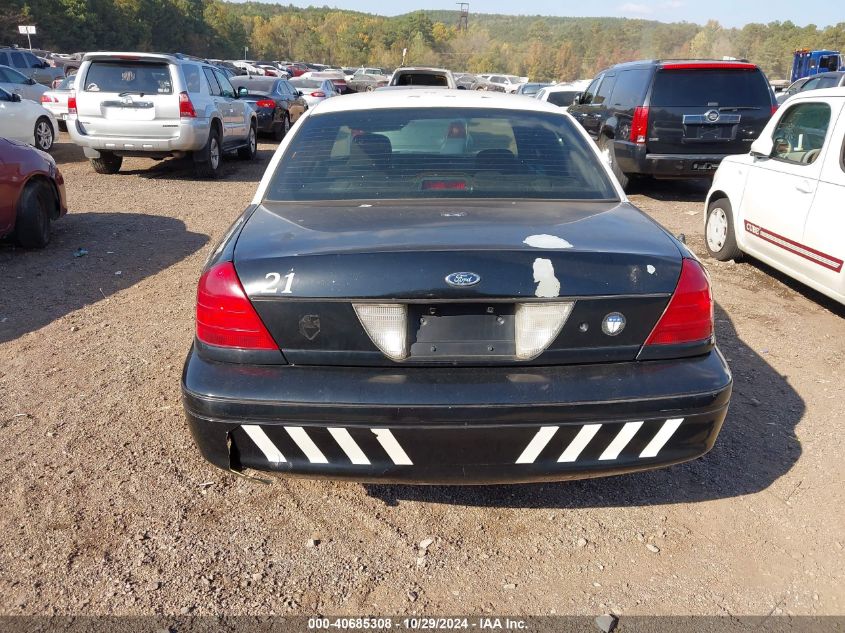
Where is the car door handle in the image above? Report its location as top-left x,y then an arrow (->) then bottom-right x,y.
795,180 -> 815,194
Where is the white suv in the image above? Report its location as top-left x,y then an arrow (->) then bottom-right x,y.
67,52 -> 257,178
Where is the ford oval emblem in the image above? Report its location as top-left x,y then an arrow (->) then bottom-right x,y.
445,272 -> 481,287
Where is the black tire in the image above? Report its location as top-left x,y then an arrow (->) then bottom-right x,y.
273,113 -> 290,142
238,123 -> 258,160
599,135 -> 629,191
90,151 -> 122,174
33,117 -> 54,152
194,126 -> 223,179
15,180 -> 54,248
705,197 -> 742,261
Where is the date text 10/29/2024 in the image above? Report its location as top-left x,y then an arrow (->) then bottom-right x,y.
308,618 -> 529,630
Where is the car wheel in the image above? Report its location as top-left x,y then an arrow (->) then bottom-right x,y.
238,123 -> 257,160
365,84 -> 376,92
90,151 -> 123,174
34,117 -> 54,152
599,136 -> 629,191
15,180 -> 54,248
272,116 -> 285,142
194,127 -> 224,179
705,198 -> 742,261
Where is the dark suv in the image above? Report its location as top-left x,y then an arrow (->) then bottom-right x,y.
568,59 -> 776,189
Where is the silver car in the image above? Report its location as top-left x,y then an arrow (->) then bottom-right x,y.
288,77 -> 337,107
68,52 -> 258,178
0,48 -> 65,86
0,64 -> 48,102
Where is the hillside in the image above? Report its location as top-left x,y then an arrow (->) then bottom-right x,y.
4,1 -> 845,80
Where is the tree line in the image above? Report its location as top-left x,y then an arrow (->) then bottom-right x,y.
5,0 -> 845,81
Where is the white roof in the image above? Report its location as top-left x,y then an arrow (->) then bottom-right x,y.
310,89 -> 567,115
790,87 -> 845,100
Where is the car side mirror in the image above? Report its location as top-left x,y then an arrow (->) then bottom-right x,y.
296,90 -> 303,97
28,77 -> 36,85
750,136 -> 774,158
11,93 -> 21,102
572,92 -> 583,105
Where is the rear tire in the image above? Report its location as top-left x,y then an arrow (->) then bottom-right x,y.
705,198 -> 742,261
599,136 -> 630,191
273,113 -> 290,142
15,180 -> 54,248
34,117 -> 54,152
90,151 -> 122,174
194,127 -> 223,179
238,123 -> 257,160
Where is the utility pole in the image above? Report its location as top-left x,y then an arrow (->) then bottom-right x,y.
456,3 -> 469,32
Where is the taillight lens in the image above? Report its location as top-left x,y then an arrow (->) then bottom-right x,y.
644,259 -> 713,346
40,94 -> 55,103
67,92 -> 77,115
514,302 -> 575,360
196,262 -> 277,350
630,106 -> 649,144
256,99 -> 276,108
179,91 -> 196,118
310,91 -> 326,97
353,304 -> 408,361
771,104 -> 778,115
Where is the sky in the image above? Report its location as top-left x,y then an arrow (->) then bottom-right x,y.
244,0 -> 837,29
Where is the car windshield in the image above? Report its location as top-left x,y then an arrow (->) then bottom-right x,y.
83,61 -> 172,94
265,107 -> 617,201
547,91 -> 579,107
394,73 -> 448,87
291,79 -> 322,89
651,69 -> 771,107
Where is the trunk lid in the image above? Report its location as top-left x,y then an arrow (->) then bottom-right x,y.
233,200 -> 683,366
647,66 -> 773,156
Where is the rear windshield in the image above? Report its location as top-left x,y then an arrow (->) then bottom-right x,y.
394,73 -> 448,87
547,91 -> 578,107
291,79 -> 322,89
83,61 -> 172,94
265,107 -> 617,201
651,69 -> 771,107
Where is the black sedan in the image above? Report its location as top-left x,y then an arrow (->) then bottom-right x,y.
230,76 -> 307,141
182,91 -> 731,484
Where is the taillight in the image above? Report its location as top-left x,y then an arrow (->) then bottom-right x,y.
644,259 -> 713,346
196,262 -> 277,350
40,94 -> 55,103
771,104 -> 778,115
630,106 -> 649,144
256,99 -> 276,108
67,92 -> 77,115
310,91 -> 326,97
179,91 -> 196,118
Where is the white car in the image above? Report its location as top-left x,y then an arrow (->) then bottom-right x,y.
479,74 -> 527,94
39,75 -> 75,126
0,86 -> 57,151
535,81 -> 591,109
704,88 -> 845,304
0,64 -> 49,102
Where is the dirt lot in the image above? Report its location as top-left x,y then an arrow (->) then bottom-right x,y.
1,133 -> 843,618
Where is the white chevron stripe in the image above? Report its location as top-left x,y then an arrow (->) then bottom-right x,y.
285,426 -> 328,464
328,427 -> 371,465
639,418 -> 684,458
599,421 -> 644,460
242,425 -> 286,463
371,428 -> 413,465
515,426 -> 558,464
558,424 -> 602,462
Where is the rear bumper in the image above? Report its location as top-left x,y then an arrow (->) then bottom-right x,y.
616,142 -> 730,178
182,348 -> 732,484
67,117 -> 210,156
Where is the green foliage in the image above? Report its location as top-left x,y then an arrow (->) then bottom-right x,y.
4,2 -> 841,81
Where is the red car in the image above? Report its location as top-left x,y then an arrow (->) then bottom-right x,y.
0,138 -> 67,248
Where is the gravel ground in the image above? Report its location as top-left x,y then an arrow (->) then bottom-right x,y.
1,133 -> 843,617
